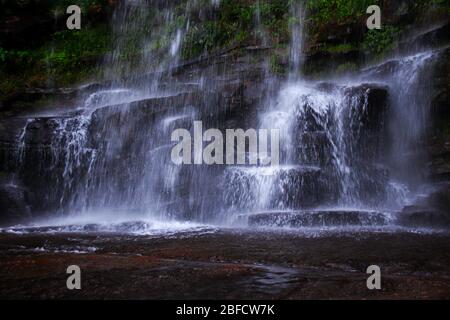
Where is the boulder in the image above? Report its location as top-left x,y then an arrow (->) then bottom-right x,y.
398,183 -> 450,228
398,205 -> 450,228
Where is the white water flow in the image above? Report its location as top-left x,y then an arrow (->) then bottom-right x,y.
12,1 -> 205,233
102,0 -> 191,94
289,0 -> 307,79
10,1 -> 442,232
222,1 -> 440,226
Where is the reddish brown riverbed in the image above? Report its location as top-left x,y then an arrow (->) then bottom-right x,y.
1,229 -> 449,299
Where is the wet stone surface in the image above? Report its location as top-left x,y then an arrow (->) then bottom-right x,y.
0,229 -> 449,299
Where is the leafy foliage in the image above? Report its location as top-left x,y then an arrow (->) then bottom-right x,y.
45,26 -> 111,70
363,26 -> 399,55
306,0 -> 379,24
182,0 -> 291,59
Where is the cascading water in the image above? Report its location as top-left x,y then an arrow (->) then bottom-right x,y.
225,81 -> 392,215
289,0 -> 306,78
102,0 -> 190,91
9,0 -> 443,231
221,1 -> 442,228
11,1 -> 254,233
376,51 -> 437,187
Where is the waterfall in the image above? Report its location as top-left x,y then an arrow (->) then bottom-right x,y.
387,51 -> 437,187
360,49 -> 440,195
289,0 -> 307,78
14,1 -> 197,219
226,81 -> 391,213
102,0 -> 190,92
220,1 -> 441,225
9,1 -> 443,230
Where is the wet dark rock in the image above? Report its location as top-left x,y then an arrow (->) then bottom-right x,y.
304,49 -> 364,76
426,47 -> 450,181
428,150 -> 450,180
398,183 -> 450,228
344,84 -> 389,130
1,230 -> 450,299
398,206 -> 450,228
90,92 -> 198,127
0,182 -> 32,226
304,22 -> 366,75
0,12 -> 54,49
0,118 -> 29,143
343,84 -> 389,161
427,183 -> 450,211
398,22 -> 450,53
0,118 -> 29,173
23,118 -> 61,146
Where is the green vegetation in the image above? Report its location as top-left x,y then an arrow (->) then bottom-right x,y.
363,26 -> 399,56
44,26 -> 111,79
181,0 -> 291,59
269,53 -> 286,75
0,26 -> 111,97
1,0 -> 448,102
0,0 -> 114,101
325,43 -> 357,54
306,0 -> 379,25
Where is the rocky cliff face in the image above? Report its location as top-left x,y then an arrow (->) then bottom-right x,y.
0,49 -> 268,223
0,0 -> 448,228
0,49 -> 395,225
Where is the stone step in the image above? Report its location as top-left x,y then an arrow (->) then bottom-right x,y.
224,165 -> 328,209
246,210 -> 392,228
